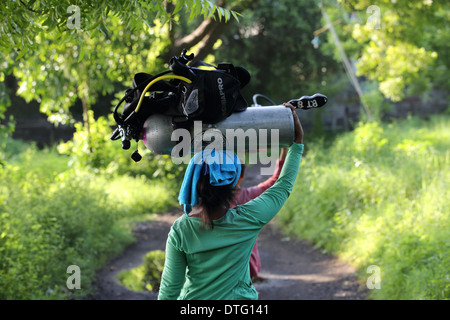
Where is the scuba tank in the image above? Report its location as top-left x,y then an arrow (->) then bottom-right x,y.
141,94 -> 327,156
110,50 -> 328,160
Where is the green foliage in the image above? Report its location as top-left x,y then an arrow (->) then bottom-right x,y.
215,0 -> 339,103
118,250 -> 166,292
141,250 -> 166,291
8,15 -> 168,126
278,115 -> 450,299
0,0 -> 235,54
0,74 -> 12,118
361,81 -> 391,121
0,141 -> 177,299
334,0 -> 449,101
0,116 -> 15,165
57,111 -> 186,184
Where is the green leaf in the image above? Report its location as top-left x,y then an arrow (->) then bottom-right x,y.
173,0 -> 185,15
231,10 -> 241,23
15,46 -> 28,61
224,9 -> 231,22
217,6 -> 225,22
78,45 -> 85,62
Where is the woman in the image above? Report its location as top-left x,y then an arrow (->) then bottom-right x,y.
158,103 -> 304,300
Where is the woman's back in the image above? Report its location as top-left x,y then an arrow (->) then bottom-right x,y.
158,143 -> 304,300
165,210 -> 259,299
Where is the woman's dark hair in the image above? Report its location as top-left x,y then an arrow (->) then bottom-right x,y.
196,172 -> 236,229
240,164 -> 246,177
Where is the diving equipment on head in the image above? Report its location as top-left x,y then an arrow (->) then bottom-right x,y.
110,50 -> 327,161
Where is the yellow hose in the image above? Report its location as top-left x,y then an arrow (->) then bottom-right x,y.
135,74 -> 192,113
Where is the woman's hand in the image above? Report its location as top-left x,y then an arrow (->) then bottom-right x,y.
283,102 -> 304,144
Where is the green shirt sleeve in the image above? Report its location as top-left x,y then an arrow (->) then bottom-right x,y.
237,143 -> 304,225
158,227 -> 187,300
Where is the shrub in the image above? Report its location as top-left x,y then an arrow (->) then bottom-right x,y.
117,250 -> 165,292
278,115 -> 450,300
0,142 -> 177,299
57,112 -> 187,182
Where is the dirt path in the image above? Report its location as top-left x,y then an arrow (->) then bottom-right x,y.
90,164 -> 368,300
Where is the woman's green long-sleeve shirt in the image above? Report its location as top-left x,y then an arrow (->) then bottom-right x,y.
158,143 -> 304,300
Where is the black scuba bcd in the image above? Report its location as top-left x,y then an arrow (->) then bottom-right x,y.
110,49 -> 250,159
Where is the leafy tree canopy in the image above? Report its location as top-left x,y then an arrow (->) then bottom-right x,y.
0,0 -> 235,55
335,0 -> 449,101
0,0 -> 236,124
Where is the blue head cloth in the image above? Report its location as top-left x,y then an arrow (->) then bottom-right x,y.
178,149 -> 241,215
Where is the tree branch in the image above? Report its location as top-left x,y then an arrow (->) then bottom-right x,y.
174,19 -> 216,51
192,21 -> 230,62
162,0 -> 260,62
162,18 -> 219,60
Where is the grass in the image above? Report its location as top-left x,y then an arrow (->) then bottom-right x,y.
117,250 -> 166,292
277,115 -> 449,300
0,140 -> 178,299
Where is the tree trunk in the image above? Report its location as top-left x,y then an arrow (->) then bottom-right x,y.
81,95 -> 92,153
192,20 -> 230,63
162,0 -> 260,62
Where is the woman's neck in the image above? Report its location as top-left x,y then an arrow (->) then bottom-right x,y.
190,206 -> 228,220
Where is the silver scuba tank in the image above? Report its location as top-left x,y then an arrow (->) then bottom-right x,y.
142,105 -> 296,156
142,93 -> 327,156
